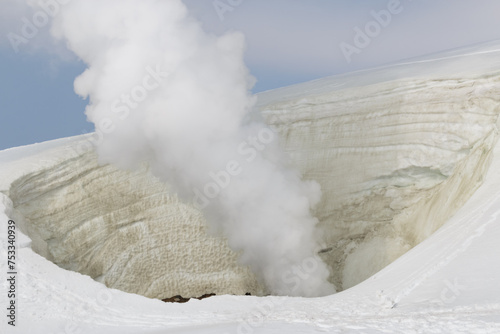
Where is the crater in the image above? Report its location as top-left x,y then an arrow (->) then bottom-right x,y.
7,73 -> 500,299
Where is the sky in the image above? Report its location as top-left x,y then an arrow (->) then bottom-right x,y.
1,0 -> 500,151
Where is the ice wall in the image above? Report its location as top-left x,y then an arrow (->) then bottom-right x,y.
8,151 -> 263,298
259,70 -> 500,289
7,43 -> 500,297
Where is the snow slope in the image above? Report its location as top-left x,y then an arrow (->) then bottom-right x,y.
1,41 -> 500,333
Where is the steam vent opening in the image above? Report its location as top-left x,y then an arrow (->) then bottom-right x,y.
8,66 -> 500,300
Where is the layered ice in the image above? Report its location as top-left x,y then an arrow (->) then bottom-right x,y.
3,41 -> 500,300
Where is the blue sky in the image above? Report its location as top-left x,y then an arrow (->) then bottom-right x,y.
1,0 -> 500,150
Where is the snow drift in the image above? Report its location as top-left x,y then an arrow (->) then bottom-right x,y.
3,41 -> 500,302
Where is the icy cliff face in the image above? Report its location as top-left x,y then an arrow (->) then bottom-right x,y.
258,45 -> 500,288
8,150 -> 265,298
6,43 -> 500,298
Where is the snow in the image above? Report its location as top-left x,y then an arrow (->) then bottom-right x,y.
2,41 -> 500,333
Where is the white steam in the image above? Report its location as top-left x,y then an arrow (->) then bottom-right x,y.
52,0 -> 335,297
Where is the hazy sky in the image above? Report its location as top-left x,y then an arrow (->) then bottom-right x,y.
1,0 -> 500,150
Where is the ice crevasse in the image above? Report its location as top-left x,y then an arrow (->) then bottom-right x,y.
2,41 -> 500,299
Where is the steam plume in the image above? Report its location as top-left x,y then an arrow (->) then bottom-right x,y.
52,0 -> 335,297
